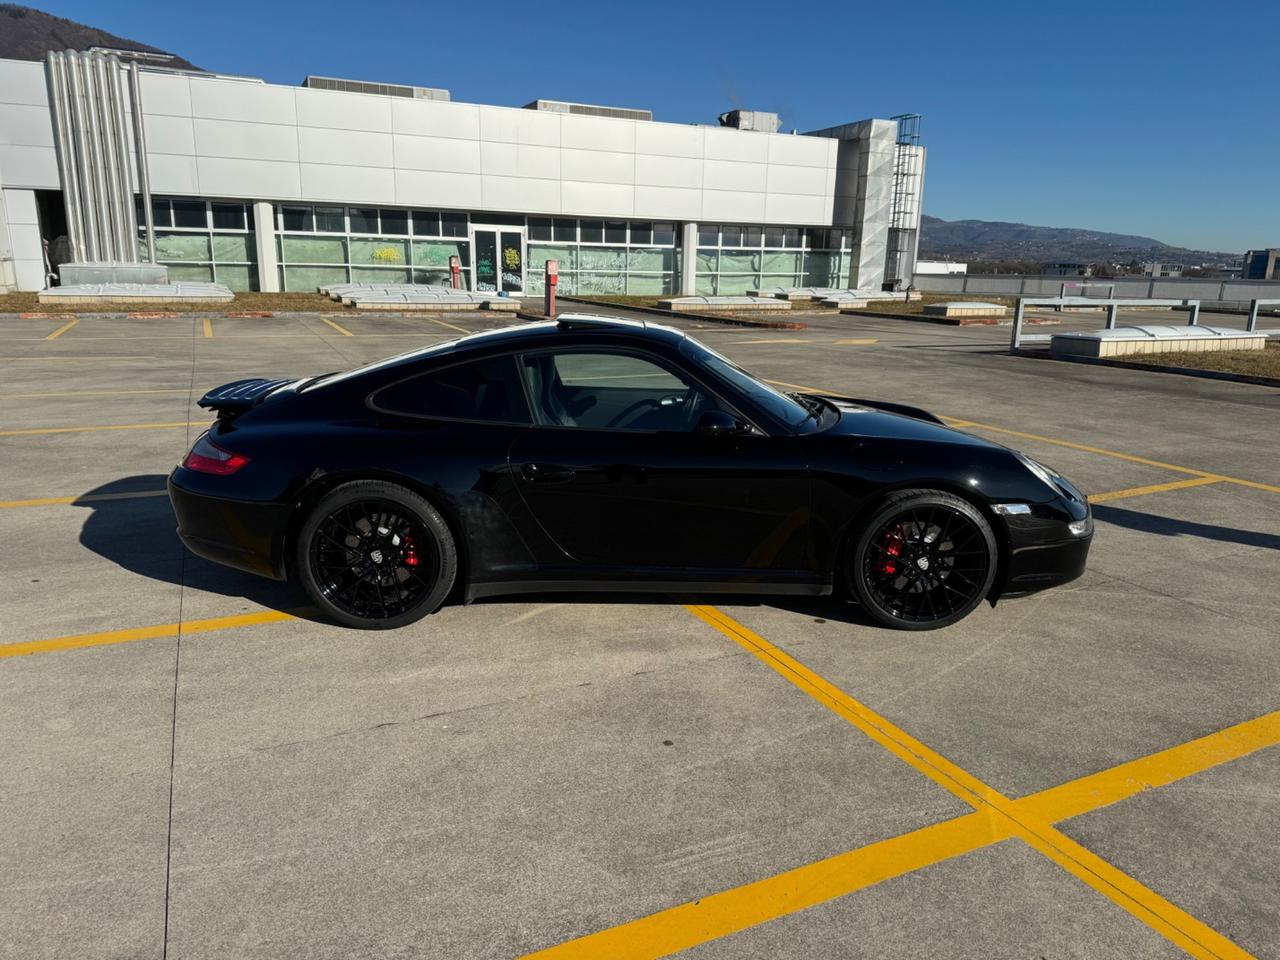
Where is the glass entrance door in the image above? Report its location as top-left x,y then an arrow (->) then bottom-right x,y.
472,227 -> 525,294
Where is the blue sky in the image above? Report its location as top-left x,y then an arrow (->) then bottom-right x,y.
32,0 -> 1280,252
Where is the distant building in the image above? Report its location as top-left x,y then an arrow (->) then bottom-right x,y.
914,259 -> 967,275
1141,261 -> 1184,278
1041,260 -> 1091,277
1241,249 -> 1280,280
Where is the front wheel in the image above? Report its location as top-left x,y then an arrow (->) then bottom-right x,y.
848,489 -> 997,630
296,480 -> 457,630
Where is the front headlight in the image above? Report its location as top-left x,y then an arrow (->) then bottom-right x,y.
1068,517 -> 1093,537
1017,454 -> 1084,503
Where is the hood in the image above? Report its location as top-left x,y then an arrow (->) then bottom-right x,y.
820,396 -> 995,448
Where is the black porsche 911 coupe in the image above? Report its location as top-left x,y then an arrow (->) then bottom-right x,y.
168,315 -> 1092,631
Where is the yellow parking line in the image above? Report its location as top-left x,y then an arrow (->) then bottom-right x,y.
322,317 -> 354,336
1089,476 -> 1223,504
429,316 -> 472,335
0,489 -> 167,509
668,605 -> 1251,960
0,609 -> 300,660
202,317 -> 214,338
0,420 -> 206,437
835,338 -> 879,345
0,388 -> 191,399
45,318 -> 79,340
730,338 -> 813,344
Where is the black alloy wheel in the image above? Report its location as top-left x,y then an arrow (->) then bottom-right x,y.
297,480 -> 457,629
849,489 -> 997,630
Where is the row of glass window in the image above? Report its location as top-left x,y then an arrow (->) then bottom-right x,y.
140,197 -> 251,232
527,219 -> 676,246
697,225 -> 852,251
277,205 -> 468,238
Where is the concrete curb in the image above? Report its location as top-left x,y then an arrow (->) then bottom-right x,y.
551,296 -> 808,330
1019,350 -> 1280,388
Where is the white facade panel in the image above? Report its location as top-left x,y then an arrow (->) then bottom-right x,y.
766,134 -> 832,168
393,169 -> 482,209
479,141 -> 518,177
478,106 -> 560,147
146,153 -> 200,194
765,163 -> 827,196
635,122 -> 703,159
4,187 -> 39,223
390,98 -> 479,141
0,58 -> 50,105
393,134 -> 481,174
561,180 -> 634,218
139,72 -> 192,117
560,114 -> 635,153
301,162 -> 394,203
702,159 -> 766,193
561,148 -> 633,185
189,77 -> 296,125
196,156 -> 299,198
0,144 -> 58,188
702,189 -> 765,222
192,117 -> 298,163
703,127 -> 769,163
634,185 -> 702,219
295,87 -> 392,133
297,127 -> 392,168
635,154 -> 702,189
14,258 -> 44,289
145,114 -> 196,156
515,144 -> 560,181
482,175 -> 559,213
8,221 -> 41,254
764,193 -> 830,224
2,103 -> 55,147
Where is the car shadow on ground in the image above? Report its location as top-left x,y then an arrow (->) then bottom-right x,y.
1092,504 -> 1280,552
77,476 -> 881,629
73,475 -> 315,617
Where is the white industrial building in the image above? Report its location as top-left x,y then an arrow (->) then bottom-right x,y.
0,51 -> 925,296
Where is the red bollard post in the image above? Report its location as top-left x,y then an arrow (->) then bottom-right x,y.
544,259 -> 558,317
449,255 -> 461,290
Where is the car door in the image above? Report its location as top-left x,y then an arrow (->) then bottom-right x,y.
507,346 -> 812,576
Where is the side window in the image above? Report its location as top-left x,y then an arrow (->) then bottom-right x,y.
373,355 -> 530,423
519,350 -> 717,431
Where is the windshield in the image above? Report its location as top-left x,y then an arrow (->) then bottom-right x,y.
678,337 -> 824,431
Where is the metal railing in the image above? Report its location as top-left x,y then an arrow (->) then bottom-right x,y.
1246,299 -> 1280,334
1010,297 -> 1201,353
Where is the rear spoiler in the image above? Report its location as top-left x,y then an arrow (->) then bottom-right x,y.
197,378 -> 293,419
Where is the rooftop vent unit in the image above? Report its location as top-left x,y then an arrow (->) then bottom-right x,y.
718,109 -> 781,133
86,47 -> 177,65
301,76 -> 450,101
523,99 -> 652,122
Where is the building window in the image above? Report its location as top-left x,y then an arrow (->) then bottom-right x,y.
138,197 -> 257,291
274,205 -> 471,291
694,223 -> 848,294
526,218 -> 678,297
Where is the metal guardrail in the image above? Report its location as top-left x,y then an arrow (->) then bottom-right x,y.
1246,299 -> 1280,334
1010,297 -> 1201,353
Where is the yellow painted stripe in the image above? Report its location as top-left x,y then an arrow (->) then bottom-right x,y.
322,317 -> 354,336
202,317 -> 214,338
0,388 -> 191,399
0,489 -> 167,509
679,605 -> 1252,960
1089,476 -> 1222,503
429,316 -> 473,335
45,318 -> 79,340
0,609 -> 300,660
764,378 -> 841,396
0,420 -> 206,437
730,337 -> 813,344
525,705 -> 1280,960
835,338 -> 879,345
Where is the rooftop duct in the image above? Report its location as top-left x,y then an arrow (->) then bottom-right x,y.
302,76 -> 450,100
718,109 -> 780,133
523,99 -> 652,122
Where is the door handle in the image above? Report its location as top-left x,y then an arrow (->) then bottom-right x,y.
520,463 -> 576,483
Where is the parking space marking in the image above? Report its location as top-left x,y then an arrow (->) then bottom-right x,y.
429,316 -> 473,335
322,317 -> 354,336
763,379 -> 1280,497
202,317 -> 214,338
834,338 -> 879,345
0,388 -> 192,399
45,318 -> 79,340
0,609 -> 300,660
0,489 -> 167,509
660,605 -> 1252,960
0,419 -> 206,437
1089,476 -> 1223,504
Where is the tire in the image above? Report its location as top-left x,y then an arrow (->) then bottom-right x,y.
847,489 -> 997,631
295,480 -> 457,630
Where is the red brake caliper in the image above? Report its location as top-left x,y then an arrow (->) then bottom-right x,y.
402,533 -> 420,568
880,525 -> 904,576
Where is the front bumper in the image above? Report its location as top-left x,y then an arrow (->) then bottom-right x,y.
168,472 -> 291,580
997,497 -> 1093,598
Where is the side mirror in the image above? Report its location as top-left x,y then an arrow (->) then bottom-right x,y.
695,410 -> 742,436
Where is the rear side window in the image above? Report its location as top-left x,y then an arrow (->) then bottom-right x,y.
373,356 -> 530,423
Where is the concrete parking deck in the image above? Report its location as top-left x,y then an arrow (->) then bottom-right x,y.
0,306 -> 1277,959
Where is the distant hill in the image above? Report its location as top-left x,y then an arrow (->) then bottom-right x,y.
920,215 -> 1234,264
0,4 -> 200,70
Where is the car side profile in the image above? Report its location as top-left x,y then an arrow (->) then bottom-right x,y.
168,316 -> 1092,630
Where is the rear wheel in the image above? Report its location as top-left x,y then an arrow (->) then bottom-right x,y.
848,489 -> 997,630
296,480 -> 456,630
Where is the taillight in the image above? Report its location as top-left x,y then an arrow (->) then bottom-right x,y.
182,433 -> 250,475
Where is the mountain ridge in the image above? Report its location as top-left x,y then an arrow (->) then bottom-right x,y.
0,4 -> 200,70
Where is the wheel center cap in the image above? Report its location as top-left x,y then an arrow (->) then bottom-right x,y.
369,548 -> 384,564
916,556 -> 930,571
